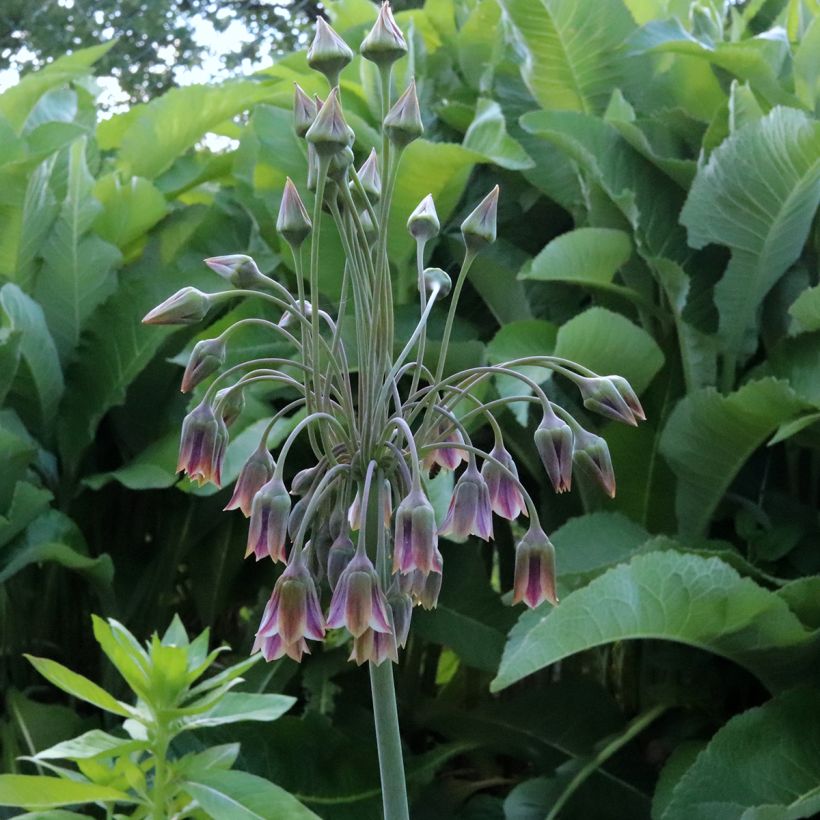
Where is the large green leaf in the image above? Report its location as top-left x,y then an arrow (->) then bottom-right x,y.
659,379 -> 807,536
680,107 -> 820,357
0,541 -> 113,588
661,688 -> 820,820
33,730 -> 146,761
492,551 -> 816,694
0,775 -> 130,810
34,138 -> 121,361
184,770 -> 319,820
463,98 -> 533,170
788,283 -> 820,335
93,174 -> 168,250
498,0 -> 640,114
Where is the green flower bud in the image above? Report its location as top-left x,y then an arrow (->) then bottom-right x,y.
307,17 -> 354,87
328,145 -> 355,183
407,194 -> 439,242
204,254 -> 270,289
383,79 -> 423,148
306,86 -> 355,158
277,178 -> 312,249
360,2 -> 408,67
293,83 -> 317,137
355,148 -> 381,203
422,267 -> 451,300
461,185 -> 499,253
142,287 -> 212,325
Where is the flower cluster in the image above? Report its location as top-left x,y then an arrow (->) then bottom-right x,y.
143,3 -> 644,667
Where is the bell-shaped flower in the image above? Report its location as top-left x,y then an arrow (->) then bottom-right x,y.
177,401 -> 223,486
327,531 -> 356,589
534,411 -> 574,494
573,428 -> 616,498
293,83 -> 317,137
423,424 -> 466,472
327,551 -> 392,638
347,481 -> 392,531
383,80 -> 423,148
407,194 -> 439,242
461,185 -> 499,253
277,178 -> 312,249
481,443 -> 527,521
306,86 -> 354,158
214,386 -> 245,428
252,632 -> 309,663
142,287 -> 212,325
438,462 -> 493,541
306,17 -> 353,85
246,477 -> 291,562
349,626 -> 398,666
393,487 -> 441,574
402,568 -> 442,610
577,375 -> 638,426
224,443 -> 275,517
203,254 -> 269,289
181,337 -> 226,393
512,524 -> 558,609
360,2 -> 407,66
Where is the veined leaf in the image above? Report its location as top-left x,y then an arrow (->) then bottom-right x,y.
788,283 -> 820,335
180,692 -> 296,730
93,174 -> 168,249
492,551 -> 816,694
0,775 -> 131,810
680,107 -> 820,357
463,98 -> 533,170
34,730 -> 146,761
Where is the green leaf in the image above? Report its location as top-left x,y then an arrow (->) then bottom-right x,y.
14,155 -> 59,290
498,0 -> 640,114
661,688 -> 820,820
180,692 -> 296,730
652,741 -> 706,820
794,15 -> 820,111
93,174 -> 168,249
491,551 -> 815,694
33,730 -> 146,762
788,283 -> 820,335
184,770 -> 319,820
554,307 -> 664,393
463,98 -> 533,170
9,811 -> 92,819
0,775 -> 130,810
680,107 -> 820,356
175,744 -> 241,777
0,541 -> 113,588
91,616 -> 151,699
24,656 -> 134,719
659,379 -> 807,536
777,577 -> 820,630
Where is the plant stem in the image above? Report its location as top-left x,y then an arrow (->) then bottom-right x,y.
151,729 -> 169,820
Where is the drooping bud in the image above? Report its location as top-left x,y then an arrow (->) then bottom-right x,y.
461,185 -> 499,253
349,626 -> 398,666
481,443 -> 527,521
355,148 -> 381,203
610,375 -> 645,422
204,254 -> 270,290
214,386 -> 245,428
306,17 -> 354,86
288,495 -> 310,541
278,299 -> 313,329
438,462 -> 494,541
388,587 -> 413,648
291,464 -> 322,496
383,80 -> 423,148
573,428 -> 616,498
393,488 -> 442,575
346,482 -> 392,531
327,551 -> 392,638
327,531 -> 356,589
142,287 -> 212,325
360,2 -> 408,67
181,337 -> 226,393
534,411 -> 574,494
177,400 -> 222,486
423,424 -> 467,472
293,83 -> 317,137
246,477 -> 291,562
576,376 -> 638,426
403,568 -> 442,610
407,194 -> 439,242
277,178 -> 312,249
512,524 -> 558,608
224,443 -> 275,517
422,267 -> 451,300
305,87 -> 355,158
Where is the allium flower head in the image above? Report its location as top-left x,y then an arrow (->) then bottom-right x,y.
512,524 -> 558,609
327,551 -> 392,638
247,477 -> 291,562
439,462 -> 493,541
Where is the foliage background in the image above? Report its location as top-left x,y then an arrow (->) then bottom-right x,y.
0,0 -> 818,818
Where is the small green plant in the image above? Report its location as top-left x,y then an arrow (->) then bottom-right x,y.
0,615 -> 317,818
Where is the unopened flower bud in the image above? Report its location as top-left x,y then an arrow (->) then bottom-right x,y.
512,524 -> 558,608
181,337 -> 226,393
349,626 -> 398,666
277,178 -> 312,248
388,586 -> 413,648
307,143 -> 319,192
307,17 -> 354,86
288,495 -> 310,541
407,194 -> 439,242
439,462 -> 494,541
360,209 -> 378,244
328,145 -> 354,182
482,443 -> 527,520
224,443 -> 275,517
279,300 -> 312,329
610,375 -> 645,422
204,254 -> 270,289
423,267 -> 451,300
327,551 -> 392,638
291,464 -> 322,496
177,401 -> 223,485
383,80 -> 423,148
293,83 -> 317,137
577,376 -> 638,426
461,185 -> 499,253
247,477 -> 291,562
142,287 -> 212,325
393,488 -> 441,574
573,428 -> 616,498
306,87 -> 355,158
355,148 -> 381,203
360,2 -> 408,67
534,411 -> 574,494
214,386 -> 245,427
328,532 -> 356,589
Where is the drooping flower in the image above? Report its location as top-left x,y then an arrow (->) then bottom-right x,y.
224,443 -> 275,517
423,424 -> 466,472
481,443 -> 527,520
177,401 -> 223,486
439,462 -> 493,541
252,632 -> 309,663
181,337 -> 226,393
327,531 -> 356,589
512,524 -> 558,609
402,568 -> 442,610
534,411 -> 574,494
349,626 -> 398,666
573,428 -> 616,498
393,487 -> 441,574
246,477 -> 291,562
327,551 -> 392,637
388,587 -> 413,648
576,376 -> 638,426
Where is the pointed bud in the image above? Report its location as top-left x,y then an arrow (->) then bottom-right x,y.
291,464 -> 322,496
328,532 -> 356,590
534,411 -> 574,494
610,375 -> 645,422
576,376 -> 638,426
247,477 -> 291,562
388,586 -> 413,648
512,524 -> 558,608
204,254 -> 270,289
393,488 -> 441,575
306,87 -> 355,158
214,386 -> 245,428
482,443 -> 527,521
383,80 -> 423,148
307,143 -> 320,192
349,626 -> 398,666
278,299 -> 312,329
355,149 -> 381,203
407,194 -> 439,242
293,83 -> 317,137
181,337 -> 226,393
277,178 -> 312,248
423,425 -> 466,472
177,401 -> 223,485
423,267 -> 451,300
573,428 -> 616,498
224,443 -> 275,517
327,551 -> 392,638
439,462 -> 494,541
307,17 -> 354,86
142,287 -> 212,325
461,185 -> 499,253
361,2 -> 408,67
328,145 -> 355,182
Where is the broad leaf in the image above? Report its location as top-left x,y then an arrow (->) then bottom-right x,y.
0,775 -> 130,809
463,98 -> 533,170
34,730 -> 146,761
180,692 -> 295,729
788,283 -> 820,335
0,541 -> 113,588
93,174 -> 168,249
